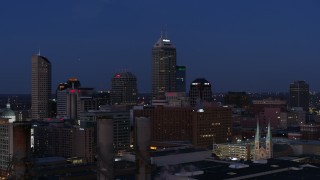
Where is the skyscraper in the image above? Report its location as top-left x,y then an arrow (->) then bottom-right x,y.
152,33 -> 176,100
111,71 -> 137,105
189,78 -> 212,107
175,65 -> 186,92
56,77 -> 81,118
31,54 -> 51,119
289,80 -> 309,111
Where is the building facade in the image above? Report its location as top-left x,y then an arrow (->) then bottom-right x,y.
80,110 -> 131,153
152,34 -> 176,100
111,72 -> 137,105
31,54 -> 51,119
224,92 -> 249,108
189,78 -> 212,107
56,78 -> 81,118
134,106 -> 232,148
289,81 -> 309,111
33,120 -> 95,163
175,66 -> 186,92
0,119 -> 31,179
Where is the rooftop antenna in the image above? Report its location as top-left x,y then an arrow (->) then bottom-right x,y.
38,48 -> 41,56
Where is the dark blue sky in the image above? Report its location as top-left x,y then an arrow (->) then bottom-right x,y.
1,0 -> 320,94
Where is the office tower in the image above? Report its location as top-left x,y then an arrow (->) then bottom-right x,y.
189,78 -> 212,107
56,78 -> 96,119
56,83 -> 69,118
289,81 -> 309,111
56,77 -> 81,118
175,66 -> 186,92
80,110 -> 131,153
152,33 -> 176,100
33,119 -> 95,162
95,91 -> 111,106
0,118 -> 31,178
31,54 -> 51,119
111,72 -> 137,105
134,106 -> 232,147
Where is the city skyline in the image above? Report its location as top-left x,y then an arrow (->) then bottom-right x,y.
1,0 -> 320,94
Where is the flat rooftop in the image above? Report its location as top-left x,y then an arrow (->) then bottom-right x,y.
154,158 -> 320,180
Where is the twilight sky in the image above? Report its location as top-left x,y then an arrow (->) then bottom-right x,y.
0,0 -> 320,94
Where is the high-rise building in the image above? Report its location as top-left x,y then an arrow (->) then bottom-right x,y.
31,54 -> 51,119
111,72 -> 137,105
289,81 -> 309,111
189,78 -> 212,107
0,118 -> 31,178
80,110 -> 131,153
152,33 -> 176,100
175,66 -> 186,92
56,78 -> 96,119
134,106 -> 232,147
33,119 -> 95,163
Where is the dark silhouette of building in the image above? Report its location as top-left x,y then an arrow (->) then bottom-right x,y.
134,106 -> 232,147
175,66 -> 186,92
0,119 -> 31,178
33,119 -> 95,163
189,78 -> 212,107
224,92 -> 249,108
289,81 -> 309,111
111,72 -> 137,105
31,54 -> 51,119
152,33 -> 176,100
300,124 -> 320,140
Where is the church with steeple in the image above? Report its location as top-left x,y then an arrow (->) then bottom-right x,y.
254,121 -> 273,161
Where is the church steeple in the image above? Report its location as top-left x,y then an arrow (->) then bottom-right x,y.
254,121 -> 260,161
266,121 -> 272,142
266,121 -> 273,159
255,121 -> 260,142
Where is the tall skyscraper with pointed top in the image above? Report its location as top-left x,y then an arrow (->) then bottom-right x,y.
31,54 -> 51,119
152,32 -> 176,100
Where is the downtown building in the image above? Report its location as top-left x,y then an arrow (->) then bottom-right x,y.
175,66 -> 186,93
80,109 -> 131,153
189,78 -> 213,107
134,106 -> 232,148
152,34 -> 176,100
0,118 -> 31,179
31,54 -> 51,119
32,119 -> 95,163
111,72 -> 137,105
289,80 -> 309,111
56,78 -> 97,120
